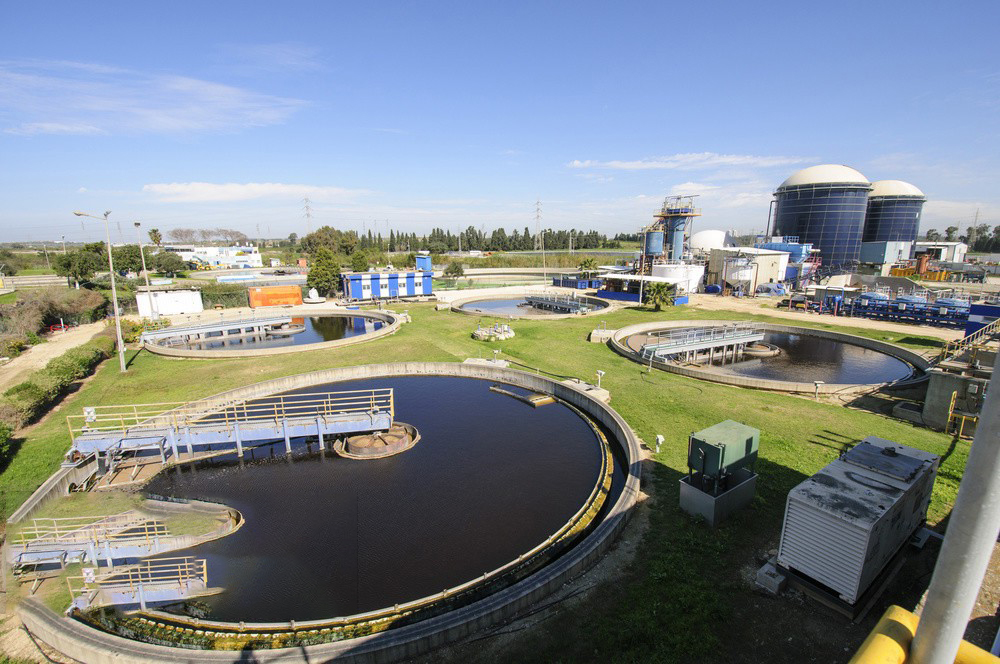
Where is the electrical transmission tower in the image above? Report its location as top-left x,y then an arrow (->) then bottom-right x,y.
303,198 -> 313,235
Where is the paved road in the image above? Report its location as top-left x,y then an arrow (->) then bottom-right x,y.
0,322 -> 106,392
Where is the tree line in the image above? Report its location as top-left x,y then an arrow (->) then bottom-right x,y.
924,224 -> 1000,253
299,225 -> 621,255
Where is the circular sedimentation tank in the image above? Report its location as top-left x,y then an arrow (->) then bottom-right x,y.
452,293 -> 611,319
41,364 -> 639,662
143,311 -> 400,358
611,320 -> 929,394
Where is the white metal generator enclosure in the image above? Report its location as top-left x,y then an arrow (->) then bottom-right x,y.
776,436 -> 939,604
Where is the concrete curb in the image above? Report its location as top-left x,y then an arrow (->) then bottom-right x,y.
609,319 -> 930,395
142,310 -> 400,359
449,292 -> 617,320
18,362 -> 642,664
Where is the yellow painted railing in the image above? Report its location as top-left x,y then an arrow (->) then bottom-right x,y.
67,557 -> 207,597
67,388 -> 394,439
939,317 -> 1000,362
849,605 -> 999,663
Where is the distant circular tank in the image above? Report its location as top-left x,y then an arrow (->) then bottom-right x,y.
644,231 -> 665,255
773,164 -> 871,271
863,180 -> 926,244
690,229 -> 731,252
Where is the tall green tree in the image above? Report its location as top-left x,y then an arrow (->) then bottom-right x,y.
578,257 -> 599,276
351,251 -> 369,272
148,228 -> 162,247
306,247 -> 341,296
945,226 -> 959,242
153,251 -> 186,276
444,261 -> 464,278
55,247 -> 105,285
644,282 -> 676,311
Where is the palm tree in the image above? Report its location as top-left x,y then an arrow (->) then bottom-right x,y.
577,257 -> 598,277
644,282 -> 676,311
148,228 -> 162,247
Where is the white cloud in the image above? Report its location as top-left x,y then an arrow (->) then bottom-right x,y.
142,182 -> 371,203
669,182 -> 719,196
922,199 -> 1000,229
0,60 -> 306,135
4,122 -> 105,136
567,152 -> 813,171
216,43 -> 323,74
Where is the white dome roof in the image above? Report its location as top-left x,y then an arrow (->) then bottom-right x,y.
869,179 -> 925,198
778,164 -> 870,189
690,229 -> 731,251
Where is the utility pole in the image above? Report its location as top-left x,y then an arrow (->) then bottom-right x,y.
134,221 -> 155,318
42,243 -> 51,270
61,235 -> 66,254
74,211 -> 126,373
303,198 -> 313,235
536,200 -> 547,283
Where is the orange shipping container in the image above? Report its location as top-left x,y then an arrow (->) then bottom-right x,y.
248,285 -> 303,308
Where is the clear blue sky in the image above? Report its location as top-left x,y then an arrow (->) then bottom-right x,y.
1,0 -> 998,243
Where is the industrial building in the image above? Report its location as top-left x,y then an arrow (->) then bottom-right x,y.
914,241 -> 968,263
341,254 -> 433,301
600,195 -> 707,301
706,247 -> 789,295
164,245 -> 264,269
771,164 -> 872,272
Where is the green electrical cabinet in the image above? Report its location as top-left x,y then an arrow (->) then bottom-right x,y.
687,420 -> 759,493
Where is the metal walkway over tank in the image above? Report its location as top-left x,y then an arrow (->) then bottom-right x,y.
140,315 -> 293,346
68,557 -> 219,611
66,388 -> 395,462
523,294 -> 595,314
640,323 -> 765,363
8,513 -> 170,569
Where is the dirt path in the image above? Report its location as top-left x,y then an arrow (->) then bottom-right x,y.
686,294 -> 966,343
0,322 -> 105,392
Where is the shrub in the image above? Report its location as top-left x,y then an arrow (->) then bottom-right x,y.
0,331 -> 116,429
0,335 -> 27,358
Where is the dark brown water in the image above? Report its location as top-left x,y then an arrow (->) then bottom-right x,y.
144,376 -> 619,622
180,315 -> 382,351
711,332 -> 913,383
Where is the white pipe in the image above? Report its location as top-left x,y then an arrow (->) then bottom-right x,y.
911,378 -> 1000,663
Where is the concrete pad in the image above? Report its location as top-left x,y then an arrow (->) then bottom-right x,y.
756,561 -> 787,594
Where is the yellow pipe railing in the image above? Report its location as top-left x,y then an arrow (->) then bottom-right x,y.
849,605 -> 999,664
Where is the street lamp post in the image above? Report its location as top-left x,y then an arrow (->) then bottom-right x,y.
74,211 -> 126,373
134,221 -> 155,318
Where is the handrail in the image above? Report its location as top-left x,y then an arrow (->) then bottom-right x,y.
68,388 -> 394,439
67,557 -> 207,598
939,316 -> 1000,362
14,513 -> 167,547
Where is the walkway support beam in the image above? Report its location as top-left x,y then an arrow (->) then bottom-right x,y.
911,379 -> 1000,663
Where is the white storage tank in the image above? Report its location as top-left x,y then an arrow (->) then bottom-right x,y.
776,436 -> 939,604
690,229 -> 731,252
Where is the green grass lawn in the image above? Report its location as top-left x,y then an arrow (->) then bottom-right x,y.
0,302 -> 964,662
0,292 -> 17,304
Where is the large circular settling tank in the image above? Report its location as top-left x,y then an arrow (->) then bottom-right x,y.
142,375 -> 623,623
159,314 -> 384,352
456,295 -> 608,317
625,329 -> 911,384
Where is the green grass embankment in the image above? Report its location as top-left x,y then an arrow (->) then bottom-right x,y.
0,302 -> 963,662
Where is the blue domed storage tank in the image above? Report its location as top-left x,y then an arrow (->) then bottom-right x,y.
773,165 -> 871,272
644,231 -> 664,255
863,180 -> 926,244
